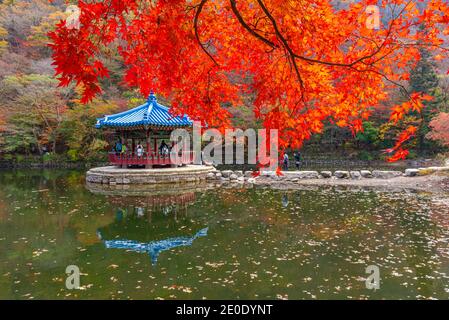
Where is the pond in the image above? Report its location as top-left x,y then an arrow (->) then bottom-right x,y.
0,169 -> 448,299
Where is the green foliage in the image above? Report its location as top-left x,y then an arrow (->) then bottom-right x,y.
59,98 -> 120,161
409,48 -> 439,94
0,73 -> 120,161
407,149 -> 418,159
42,152 -> 52,162
66,149 -> 79,162
358,150 -> 375,161
408,47 -> 447,153
15,154 -> 25,163
0,74 -> 68,154
355,121 -> 380,147
2,113 -> 40,154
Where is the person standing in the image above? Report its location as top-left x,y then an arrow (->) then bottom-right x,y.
136,143 -> 144,158
159,140 -> 169,155
115,140 -> 122,155
294,151 -> 301,170
283,153 -> 289,171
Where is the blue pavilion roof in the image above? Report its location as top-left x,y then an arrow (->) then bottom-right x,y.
95,92 -> 192,129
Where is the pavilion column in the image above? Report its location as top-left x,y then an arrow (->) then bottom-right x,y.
121,131 -> 126,168
146,129 -> 151,153
132,137 -> 135,155
145,129 -> 152,169
169,131 -> 177,167
154,137 -> 157,155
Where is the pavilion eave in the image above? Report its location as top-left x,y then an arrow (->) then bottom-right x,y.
98,124 -> 192,131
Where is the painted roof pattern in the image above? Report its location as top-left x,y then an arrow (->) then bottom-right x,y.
95,92 -> 192,129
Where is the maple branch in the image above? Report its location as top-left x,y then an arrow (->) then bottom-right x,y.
229,0 -> 277,49
239,0 -> 413,73
194,0 -> 218,66
206,68 -> 213,106
254,0 -> 305,95
258,0 -> 388,68
352,66 -> 411,99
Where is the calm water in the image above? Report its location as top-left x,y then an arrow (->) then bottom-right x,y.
0,169 -> 448,300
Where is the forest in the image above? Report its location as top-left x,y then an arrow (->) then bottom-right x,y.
0,0 -> 448,164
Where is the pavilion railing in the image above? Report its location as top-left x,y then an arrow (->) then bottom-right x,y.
108,151 -> 195,166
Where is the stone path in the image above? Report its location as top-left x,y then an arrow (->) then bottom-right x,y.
206,166 -> 449,192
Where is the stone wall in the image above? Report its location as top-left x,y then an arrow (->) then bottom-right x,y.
86,163 -> 449,186
86,165 -> 215,185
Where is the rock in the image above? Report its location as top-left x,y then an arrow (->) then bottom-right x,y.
270,174 -> 281,180
286,171 -> 320,179
244,171 -> 253,178
320,171 -> 332,178
350,171 -> 361,179
109,181 -> 117,185
234,170 -> 243,177
405,168 -> 419,177
360,170 -> 372,178
122,178 -> 130,184
221,170 -> 233,178
291,178 -> 299,183
206,172 -> 216,180
237,176 -> 245,182
445,159 -> 449,166
372,170 -> 402,179
417,167 -> 435,176
229,173 -> 238,180
334,171 -> 350,179
247,178 -> 256,184
299,171 -> 320,179
261,170 -> 275,177
243,182 -> 254,189
425,166 -> 448,171
220,177 -> 230,182
215,172 -> 222,178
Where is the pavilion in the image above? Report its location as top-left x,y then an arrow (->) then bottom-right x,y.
96,91 -> 193,168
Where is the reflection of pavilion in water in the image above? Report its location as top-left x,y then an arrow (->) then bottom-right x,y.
107,192 -> 197,222
98,227 -> 208,266
86,182 -> 211,265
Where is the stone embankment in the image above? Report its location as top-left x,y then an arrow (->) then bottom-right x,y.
85,162 -> 449,192
206,166 -> 449,185
86,165 -> 215,185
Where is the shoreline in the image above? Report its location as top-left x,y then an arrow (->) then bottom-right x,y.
254,174 -> 449,193
1,163 -> 449,193
207,166 -> 449,194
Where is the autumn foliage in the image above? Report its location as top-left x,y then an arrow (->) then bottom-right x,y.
427,112 -> 449,147
0,114 -> 5,132
49,0 -> 449,162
